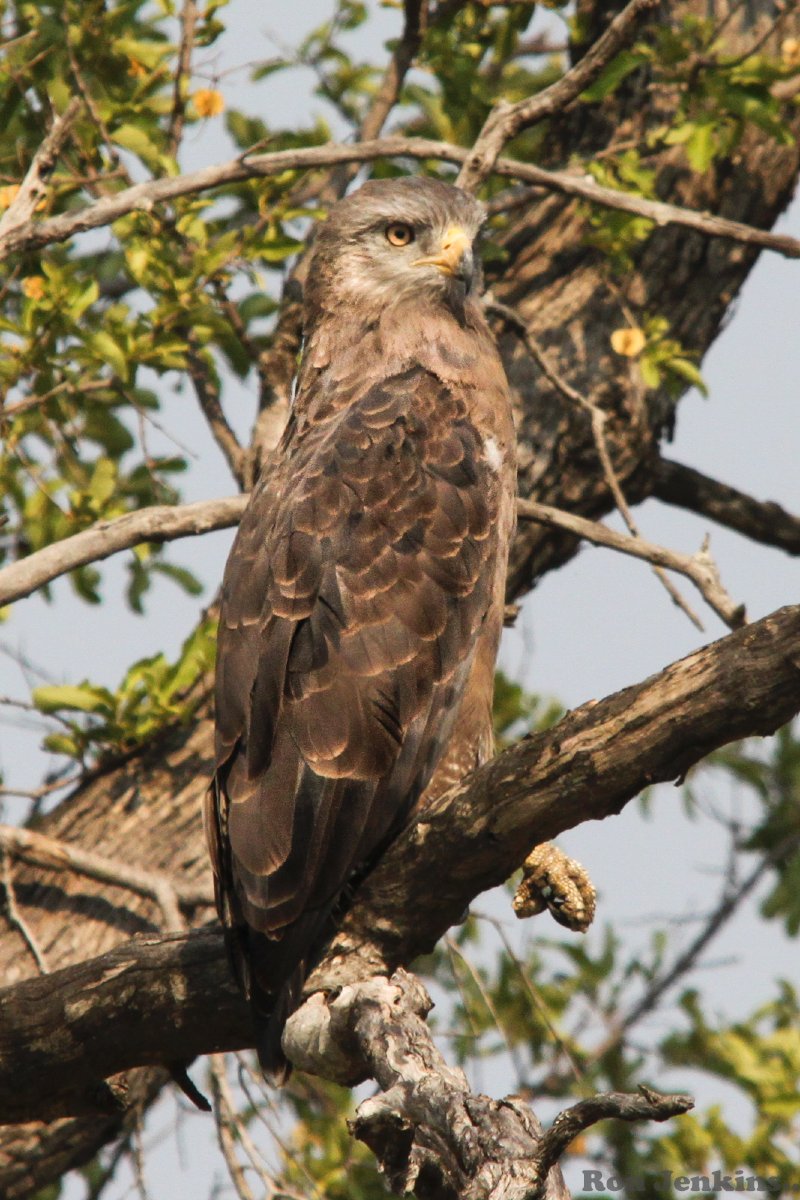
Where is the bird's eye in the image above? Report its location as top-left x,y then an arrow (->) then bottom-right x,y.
385,222 -> 415,247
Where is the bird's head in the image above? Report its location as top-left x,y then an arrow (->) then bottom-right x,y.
305,176 -> 486,322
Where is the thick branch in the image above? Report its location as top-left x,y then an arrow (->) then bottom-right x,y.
654,459 -> 800,556
0,495 -> 247,606
2,137 -> 799,262
457,0 -> 658,192
0,929 -> 250,1124
1,604 -> 797,1124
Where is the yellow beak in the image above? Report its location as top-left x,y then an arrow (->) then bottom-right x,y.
412,225 -> 473,278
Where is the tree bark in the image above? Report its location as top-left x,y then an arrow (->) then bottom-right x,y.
1,2 -> 798,1195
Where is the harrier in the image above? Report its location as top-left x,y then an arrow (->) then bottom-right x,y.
207,176 -> 516,1078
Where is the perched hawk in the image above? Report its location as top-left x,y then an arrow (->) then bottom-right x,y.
207,176 -> 517,1079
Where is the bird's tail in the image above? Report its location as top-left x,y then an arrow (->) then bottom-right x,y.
253,965 -> 305,1085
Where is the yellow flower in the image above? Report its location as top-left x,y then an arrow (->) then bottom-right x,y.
610,326 -> 646,357
781,38 -> 800,69
193,88 -> 225,118
0,184 -> 20,210
22,276 -> 46,301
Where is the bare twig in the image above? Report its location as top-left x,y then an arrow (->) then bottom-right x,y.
654,459 -> 800,556
456,0 -> 658,192
0,97 -> 82,238
518,499 -> 746,629
316,0 -> 427,202
3,137 -> 799,262
209,1056 -> 257,1200
168,0 -> 199,158
0,494 -> 247,607
612,830 -> 800,1042
184,338 -> 248,488
533,1086 -> 694,1187
0,824 -> 212,930
0,848 -> 49,973
489,300 -> 709,630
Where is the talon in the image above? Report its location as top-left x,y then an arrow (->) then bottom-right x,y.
512,843 -> 597,932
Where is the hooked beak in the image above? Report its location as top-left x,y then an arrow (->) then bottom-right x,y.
413,225 -> 473,286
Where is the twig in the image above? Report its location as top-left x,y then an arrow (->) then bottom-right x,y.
0,848 -> 49,972
209,1055 -> 257,1200
610,830 -> 800,1042
0,824 -> 212,930
3,136 -> 799,262
489,299 -> 708,631
456,0 -> 658,192
168,0 -> 199,159
0,97 -> 82,238
185,338 -> 248,488
532,1086 -> 694,1188
518,499 -> 746,630
654,459 -> 800,556
313,0 -> 427,203
0,494 -> 247,607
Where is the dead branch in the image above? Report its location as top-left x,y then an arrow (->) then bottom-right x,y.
0,603 -> 797,1125
0,494 -> 247,607
456,0 -> 658,192
517,498 -> 746,629
533,1086 -> 693,1186
285,969 -> 574,1200
0,98 -> 82,238
654,459 -> 800,556
2,137 -> 799,263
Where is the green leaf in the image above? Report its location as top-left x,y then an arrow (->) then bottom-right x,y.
33,683 -> 115,716
87,331 -> 128,380
581,49 -> 648,101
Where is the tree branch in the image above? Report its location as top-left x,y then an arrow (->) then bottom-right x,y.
167,0 -> 198,159
456,0 -> 658,192
285,970 -> 575,1200
2,137 -> 799,263
517,498 -> 746,629
184,338 -> 248,488
532,1087 -> 694,1186
1,604 -> 798,1124
0,98 -> 82,238
653,459 -> 800,556
0,495 -> 247,607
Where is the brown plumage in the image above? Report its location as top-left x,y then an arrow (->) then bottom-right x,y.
207,176 -> 517,1079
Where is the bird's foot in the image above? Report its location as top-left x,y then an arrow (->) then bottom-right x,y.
512,842 -> 596,932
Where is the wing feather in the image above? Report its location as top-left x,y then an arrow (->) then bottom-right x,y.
211,365 -> 505,1072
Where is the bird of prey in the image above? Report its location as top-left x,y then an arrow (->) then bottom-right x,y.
207,176 -> 517,1079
